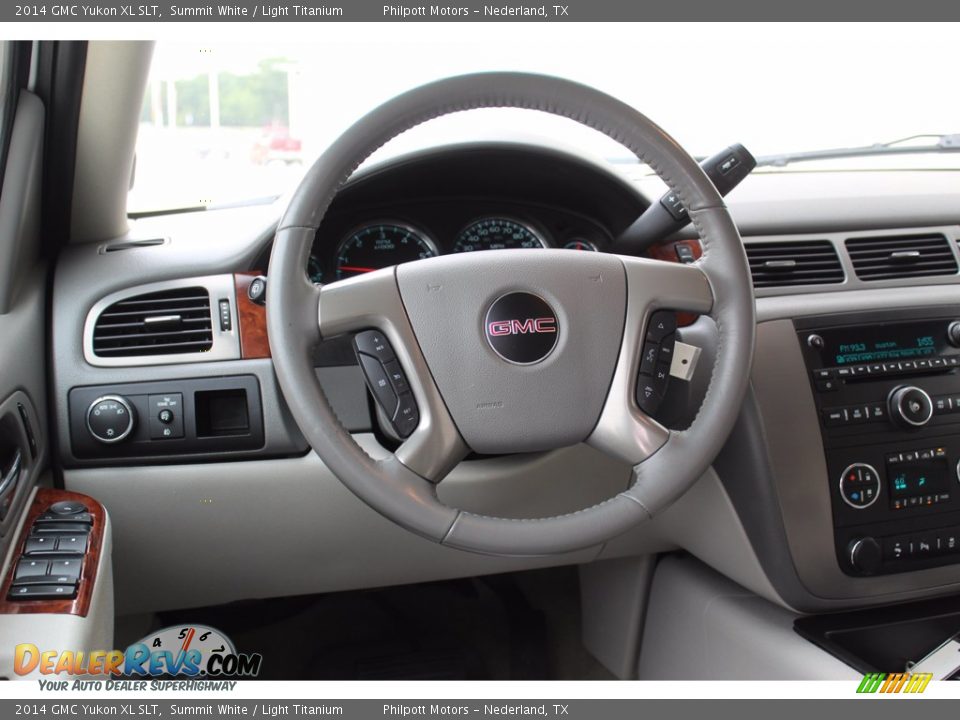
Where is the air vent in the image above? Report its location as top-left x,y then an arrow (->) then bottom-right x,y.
744,240 -> 844,288
92,287 -> 213,357
845,234 -> 958,281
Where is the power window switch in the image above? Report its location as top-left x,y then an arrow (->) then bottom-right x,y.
24,536 -> 57,554
37,511 -> 92,526
55,535 -> 88,555
8,584 -> 76,601
50,559 -> 82,582
14,559 -> 49,580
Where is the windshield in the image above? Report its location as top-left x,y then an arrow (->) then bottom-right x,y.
128,24 -> 960,214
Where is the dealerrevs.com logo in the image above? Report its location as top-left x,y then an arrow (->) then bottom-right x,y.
15,624 -> 262,685
857,672 -> 932,694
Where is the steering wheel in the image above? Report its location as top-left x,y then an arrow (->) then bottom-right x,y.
267,73 -> 755,556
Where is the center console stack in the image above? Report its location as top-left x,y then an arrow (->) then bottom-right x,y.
798,308 -> 960,578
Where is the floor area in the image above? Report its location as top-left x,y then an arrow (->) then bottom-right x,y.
115,566 -> 614,680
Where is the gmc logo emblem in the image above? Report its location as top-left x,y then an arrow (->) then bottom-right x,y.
487,317 -> 557,336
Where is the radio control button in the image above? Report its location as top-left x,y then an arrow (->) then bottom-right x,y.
889,386 -> 934,428
836,367 -> 853,378
931,358 -> 946,368
852,365 -> 869,376
947,356 -> 960,367
866,403 -> 886,422
901,360 -> 917,371
816,378 -> 839,392
940,531 -> 959,553
849,406 -> 867,423
848,537 -> 882,574
813,369 -> 833,380
823,408 -> 848,427
934,396 -> 954,414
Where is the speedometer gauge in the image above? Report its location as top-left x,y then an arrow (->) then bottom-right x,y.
453,218 -> 547,253
335,223 -> 438,280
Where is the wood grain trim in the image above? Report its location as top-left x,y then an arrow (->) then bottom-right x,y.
234,272 -> 271,359
646,239 -> 703,327
0,488 -> 105,617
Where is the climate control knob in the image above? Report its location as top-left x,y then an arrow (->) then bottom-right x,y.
888,385 -> 934,428
848,537 -> 882,575
86,395 -> 135,443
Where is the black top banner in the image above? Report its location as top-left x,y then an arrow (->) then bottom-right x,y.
4,0 -> 957,21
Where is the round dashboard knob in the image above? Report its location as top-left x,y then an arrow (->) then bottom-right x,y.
888,385 -> 934,428
86,395 -> 136,443
948,321 -> 960,348
848,537 -> 882,575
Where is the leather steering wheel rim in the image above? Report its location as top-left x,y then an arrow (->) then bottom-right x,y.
267,72 -> 755,556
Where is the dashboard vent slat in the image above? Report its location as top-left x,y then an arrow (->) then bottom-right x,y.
744,240 -> 845,288
92,287 -> 213,357
846,234 -> 958,280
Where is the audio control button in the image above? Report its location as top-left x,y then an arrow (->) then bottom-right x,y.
888,386 -> 934,428
839,463 -> 881,509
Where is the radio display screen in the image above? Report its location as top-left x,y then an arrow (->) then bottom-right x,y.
816,321 -> 948,366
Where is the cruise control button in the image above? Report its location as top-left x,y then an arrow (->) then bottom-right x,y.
358,353 -> 399,419
354,330 -> 395,363
382,360 -> 410,394
393,393 -> 419,438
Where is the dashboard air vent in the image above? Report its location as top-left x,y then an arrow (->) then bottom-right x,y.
92,286 -> 213,357
744,240 -> 844,288
845,234 -> 957,281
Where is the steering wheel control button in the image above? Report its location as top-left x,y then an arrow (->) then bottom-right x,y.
147,394 -> 184,440
394,394 -> 420,438
354,330 -> 395,363
639,343 -> 659,375
86,395 -> 135,444
645,310 -> 677,342
839,463 -> 881,509
483,292 -> 559,365
888,385 -> 934,428
382,360 -> 410,395
358,353 -> 400,418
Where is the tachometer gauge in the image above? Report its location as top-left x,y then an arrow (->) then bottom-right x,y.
335,223 -> 438,280
453,218 -> 547,253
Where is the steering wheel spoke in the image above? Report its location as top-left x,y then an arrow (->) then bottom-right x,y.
318,269 -> 468,483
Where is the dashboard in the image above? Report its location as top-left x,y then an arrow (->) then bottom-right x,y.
51,136 -> 960,617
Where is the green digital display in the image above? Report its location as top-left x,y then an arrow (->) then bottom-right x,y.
817,321 -> 947,366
